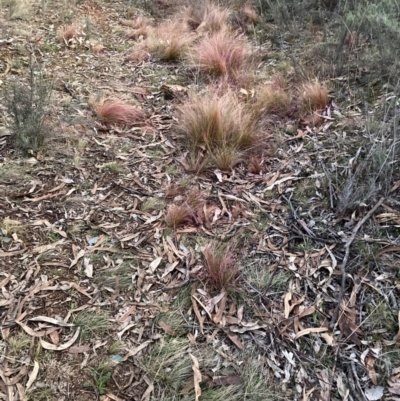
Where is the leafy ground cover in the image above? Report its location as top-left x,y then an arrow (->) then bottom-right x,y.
0,0 -> 400,400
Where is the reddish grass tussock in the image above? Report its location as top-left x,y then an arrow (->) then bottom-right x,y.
190,30 -> 251,79
92,44 -> 106,56
124,16 -> 151,40
93,99 -> 146,126
126,26 -> 149,40
202,243 -> 238,290
57,24 -> 78,43
128,20 -> 192,62
164,203 -> 193,229
120,16 -> 150,29
185,1 -> 230,33
257,78 -> 292,116
242,4 -> 259,24
125,47 -> 149,63
248,156 -> 263,174
178,91 -> 257,169
209,147 -> 246,171
301,80 -> 329,112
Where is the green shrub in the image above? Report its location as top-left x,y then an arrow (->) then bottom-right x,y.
261,0 -> 400,83
3,59 -> 53,154
339,0 -> 400,81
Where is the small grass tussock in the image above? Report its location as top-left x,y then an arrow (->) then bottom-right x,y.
146,20 -> 194,62
202,242 -> 239,290
96,357 -> 118,372
244,263 -> 290,293
364,298 -> 397,334
300,80 -> 329,113
190,30 -> 251,79
201,350 -> 281,401
139,338 -> 217,395
57,24 -> 79,44
0,162 -> 31,183
185,187 -> 206,210
108,340 -> 124,355
126,25 -> 149,40
164,203 -> 193,229
209,146 -> 246,171
138,338 -> 192,391
155,309 -> 188,337
337,127 -> 395,213
72,309 -> 111,340
247,155 -> 263,174
354,241 -> 380,267
67,220 -> 85,236
141,197 -> 165,213
178,91 -> 258,169
101,161 -> 123,174
93,263 -> 134,292
26,388 -> 54,401
92,98 -> 146,126
256,78 -> 292,116
184,1 -> 231,33
242,4 -> 259,24
155,285 -> 193,336
3,60 -> 53,154
0,217 -> 23,236
125,47 -> 150,63
7,332 -> 31,357
123,16 -> 151,40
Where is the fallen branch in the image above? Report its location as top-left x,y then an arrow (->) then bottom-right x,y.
329,197 -> 385,328
283,195 -> 316,237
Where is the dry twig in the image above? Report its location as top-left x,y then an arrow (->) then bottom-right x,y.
329,197 -> 385,328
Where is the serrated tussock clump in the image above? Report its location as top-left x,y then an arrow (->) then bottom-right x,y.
190,30 -> 251,80
164,203 -> 193,229
257,78 -> 292,116
92,98 -> 146,126
242,4 -> 259,24
57,24 -> 79,44
185,1 -> 231,33
178,90 -> 258,169
300,80 -> 329,113
129,20 -> 193,62
202,242 -> 238,290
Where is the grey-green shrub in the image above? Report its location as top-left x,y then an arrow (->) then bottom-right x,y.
3,61 -> 53,154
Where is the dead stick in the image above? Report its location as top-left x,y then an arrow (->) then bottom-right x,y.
329,197 -> 385,328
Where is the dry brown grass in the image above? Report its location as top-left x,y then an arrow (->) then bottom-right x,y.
242,4 -> 259,24
92,99 -> 146,126
125,47 -> 149,63
300,80 -> 329,113
178,90 -> 258,170
190,30 -> 251,79
185,1 -> 230,33
57,24 -> 78,44
120,16 -> 150,29
92,44 -> 106,56
128,20 -> 192,62
256,78 -> 292,116
126,26 -> 149,40
124,16 -> 151,40
248,155 -> 263,174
